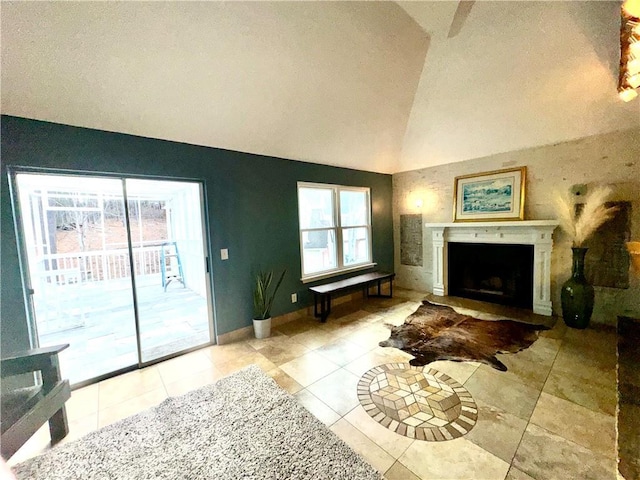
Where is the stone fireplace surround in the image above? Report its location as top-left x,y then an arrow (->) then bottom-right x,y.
425,221 -> 559,316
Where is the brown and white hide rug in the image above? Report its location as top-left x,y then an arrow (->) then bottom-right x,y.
379,300 -> 549,371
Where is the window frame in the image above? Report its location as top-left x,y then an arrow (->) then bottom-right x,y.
297,181 -> 374,282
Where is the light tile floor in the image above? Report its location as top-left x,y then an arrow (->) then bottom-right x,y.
8,288 -> 619,480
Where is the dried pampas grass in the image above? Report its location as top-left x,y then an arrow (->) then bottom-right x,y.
554,192 -> 577,243
554,186 -> 618,247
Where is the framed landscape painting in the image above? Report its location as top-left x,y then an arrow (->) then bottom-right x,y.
453,167 -> 526,222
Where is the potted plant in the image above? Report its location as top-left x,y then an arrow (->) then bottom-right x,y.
252,269 -> 286,339
555,186 -> 618,329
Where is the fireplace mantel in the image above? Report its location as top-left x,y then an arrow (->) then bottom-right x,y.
425,220 -> 559,315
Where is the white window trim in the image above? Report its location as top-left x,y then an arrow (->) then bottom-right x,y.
297,181 -> 373,282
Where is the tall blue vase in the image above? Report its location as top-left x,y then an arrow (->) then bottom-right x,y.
561,247 -> 594,329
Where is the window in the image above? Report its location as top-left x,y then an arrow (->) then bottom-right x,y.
298,182 -> 372,280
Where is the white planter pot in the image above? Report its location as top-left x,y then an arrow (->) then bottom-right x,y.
253,317 -> 272,339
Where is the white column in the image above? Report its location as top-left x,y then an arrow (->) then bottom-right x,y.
432,227 -> 447,296
533,229 -> 553,315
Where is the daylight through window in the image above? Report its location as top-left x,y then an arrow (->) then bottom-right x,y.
298,182 -> 372,280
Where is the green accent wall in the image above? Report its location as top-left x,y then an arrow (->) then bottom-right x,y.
1,115 -> 393,352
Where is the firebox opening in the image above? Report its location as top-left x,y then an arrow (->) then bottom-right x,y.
448,242 -> 534,309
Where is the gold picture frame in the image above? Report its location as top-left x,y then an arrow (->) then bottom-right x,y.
453,167 -> 526,222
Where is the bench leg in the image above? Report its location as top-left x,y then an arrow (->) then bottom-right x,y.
42,351 -> 70,444
314,293 -> 331,322
49,407 -> 69,444
368,278 -> 393,298
320,295 -> 331,322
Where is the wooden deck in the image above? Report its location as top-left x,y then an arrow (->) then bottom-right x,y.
35,276 -> 210,385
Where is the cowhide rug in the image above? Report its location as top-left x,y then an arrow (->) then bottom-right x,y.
379,300 -> 549,371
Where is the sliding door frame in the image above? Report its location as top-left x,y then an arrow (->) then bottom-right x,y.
121,178 -> 144,367
8,166 -> 217,389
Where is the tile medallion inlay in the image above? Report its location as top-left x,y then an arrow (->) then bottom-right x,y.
358,363 -> 477,441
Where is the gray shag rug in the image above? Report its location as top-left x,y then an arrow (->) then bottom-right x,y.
14,365 -> 381,480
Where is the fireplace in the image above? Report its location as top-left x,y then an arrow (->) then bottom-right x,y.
425,221 -> 558,315
448,242 -> 534,309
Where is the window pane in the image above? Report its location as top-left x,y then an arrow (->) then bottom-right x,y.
299,188 -> 334,229
340,190 -> 368,227
342,227 -> 369,266
302,229 -> 336,274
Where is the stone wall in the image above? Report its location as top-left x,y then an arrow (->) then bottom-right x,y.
392,127 -> 640,324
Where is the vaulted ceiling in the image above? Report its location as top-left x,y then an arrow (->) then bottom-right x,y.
2,1 -> 638,174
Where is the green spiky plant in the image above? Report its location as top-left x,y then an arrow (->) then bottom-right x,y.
253,269 -> 286,320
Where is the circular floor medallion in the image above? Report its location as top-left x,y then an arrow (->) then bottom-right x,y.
357,363 -> 477,441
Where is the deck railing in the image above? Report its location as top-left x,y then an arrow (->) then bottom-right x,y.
39,245 -> 164,283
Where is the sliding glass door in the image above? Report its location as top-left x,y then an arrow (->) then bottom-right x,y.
12,172 -> 213,385
125,179 -> 211,363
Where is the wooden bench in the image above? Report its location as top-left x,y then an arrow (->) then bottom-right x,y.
1,344 -> 71,459
309,272 -> 395,322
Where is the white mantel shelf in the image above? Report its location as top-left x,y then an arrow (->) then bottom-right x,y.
425,220 -> 559,228
425,220 -> 559,316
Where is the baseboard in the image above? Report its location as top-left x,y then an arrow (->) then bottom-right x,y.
216,325 -> 254,345
216,305 -> 311,345
216,292 -> 363,344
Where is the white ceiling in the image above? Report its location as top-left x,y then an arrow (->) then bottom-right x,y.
1,1 -> 638,174
397,1 -> 640,172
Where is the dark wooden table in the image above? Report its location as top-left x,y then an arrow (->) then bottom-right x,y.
309,271 -> 395,322
617,315 -> 640,480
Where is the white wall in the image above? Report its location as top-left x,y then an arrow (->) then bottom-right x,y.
393,127 -> 640,324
